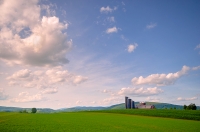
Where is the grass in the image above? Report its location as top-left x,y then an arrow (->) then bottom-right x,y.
91,109 -> 200,121
0,112 -> 200,132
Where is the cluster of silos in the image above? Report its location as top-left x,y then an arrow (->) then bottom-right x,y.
125,96 -> 135,109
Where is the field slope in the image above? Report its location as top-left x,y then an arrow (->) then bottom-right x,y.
0,112 -> 199,132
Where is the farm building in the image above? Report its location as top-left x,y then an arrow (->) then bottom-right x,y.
125,97 -> 155,109
135,102 -> 155,109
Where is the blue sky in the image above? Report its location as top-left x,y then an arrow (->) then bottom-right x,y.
0,0 -> 200,109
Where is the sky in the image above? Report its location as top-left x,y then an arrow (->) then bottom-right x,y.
0,0 -> 200,109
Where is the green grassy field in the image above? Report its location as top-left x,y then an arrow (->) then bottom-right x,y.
0,112 -> 199,132
92,109 -> 200,121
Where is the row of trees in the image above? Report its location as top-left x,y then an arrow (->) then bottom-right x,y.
184,103 -> 197,110
19,108 -> 37,113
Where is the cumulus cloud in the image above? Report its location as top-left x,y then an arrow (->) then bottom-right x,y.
177,97 -> 198,101
0,88 -> 8,100
100,6 -> 117,13
7,67 -> 88,90
7,69 -> 32,80
10,92 -> 44,102
106,26 -> 118,34
128,43 -> 138,53
0,0 -> 72,66
146,23 -> 157,29
117,87 -> 163,96
132,66 -> 190,86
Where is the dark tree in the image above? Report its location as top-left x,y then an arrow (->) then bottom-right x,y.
188,103 -> 197,110
183,105 -> 187,110
31,108 -> 37,113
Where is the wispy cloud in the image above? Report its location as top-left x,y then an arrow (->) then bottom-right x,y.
192,65 -> 200,70
177,97 -> 198,101
102,96 -> 121,105
106,26 -> 118,34
195,44 -> 200,49
146,97 -> 161,102
195,44 -> 200,54
107,16 -> 115,22
100,6 -> 117,13
6,67 -> 88,90
10,92 -> 45,103
40,88 -> 58,94
146,23 -> 157,29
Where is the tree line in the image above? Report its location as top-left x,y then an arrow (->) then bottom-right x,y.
184,103 -> 197,110
19,108 -> 37,113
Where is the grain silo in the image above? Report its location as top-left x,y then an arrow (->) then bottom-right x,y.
131,100 -> 135,109
125,96 -> 128,109
128,99 -> 132,109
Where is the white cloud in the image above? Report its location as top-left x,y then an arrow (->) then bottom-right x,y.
128,43 -> 138,53
91,101 -> 96,104
41,4 -> 56,16
0,0 -> 40,28
146,23 -> 157,29
0,0 -> 72,66
117,87 -> 163,96
7,69 -> 32,80
0,88 -> 8,100
146,97 -> 160,102
11,92 -> 44,102
102,89 -> 110,93
132,66 -> 190,86
106,26 -> 118,34
6,67 -> 88,90
195,44 -> 200,49
0,72 -> 7,75
192,65 -> 200,70
8,81 -> 19,86
102,96 -> 121,104
107,16 -> 115,22
100,6 -> 117,13
73,76 -> 88,84
40,88 -> 58,94
76,100 -> 82,104
177,97 -> 198,101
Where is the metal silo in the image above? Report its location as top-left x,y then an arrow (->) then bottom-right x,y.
131,101 -> 135,109
128,99 -> 132,109
125,96 -> 128,109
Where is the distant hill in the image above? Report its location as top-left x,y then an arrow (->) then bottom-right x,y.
109,102 -> 200,110
0,106 -> 55,113
57,106 -> 106,112
0,102 -> 199,112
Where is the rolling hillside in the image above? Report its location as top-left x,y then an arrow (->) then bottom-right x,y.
0,102 -> 199,112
